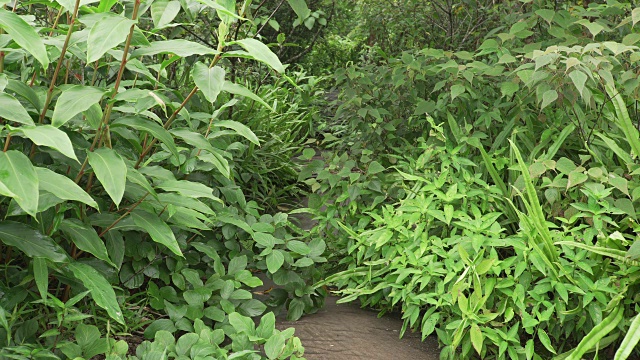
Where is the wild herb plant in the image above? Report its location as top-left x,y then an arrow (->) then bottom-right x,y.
0,0 -> 324,358
307,1 -> 640,359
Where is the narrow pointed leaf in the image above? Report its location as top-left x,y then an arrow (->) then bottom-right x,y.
193,63 -> 225,103
212,120 -> 259,145
0,151 -> 39,217
0,8 -> 49,68
131,210 -> 183,257
0,221 -> 68,262
19,125 -> 78,161
68,262 -> 125,324
222,82 -> 273,111
131,40 -> 219,58
0,93 -> 34,125
52,86 -> 106,127
171,128 -> 219,155
86,13 -> 136,63
157,180 -> 217,200
87,148 -> 127,206
112,116 -> 179,160
36,167 -> 99,209
232,38 -> 285,73
33,257 -> 49,301
59,219 -> 113,266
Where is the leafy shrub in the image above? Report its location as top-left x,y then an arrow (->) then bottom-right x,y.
308,1 -> 640,359
0,0 -> 325,358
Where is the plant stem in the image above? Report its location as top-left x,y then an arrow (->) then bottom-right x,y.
99,193 -> 149,237
134,53 -> 223,168
38,0 -> 83,123
75,0 -> 141,183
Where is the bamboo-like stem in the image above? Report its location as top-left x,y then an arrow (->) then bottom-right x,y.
98,193 -> 149,237
74,0 -> 141,183
134,53 -> 223,168
38,0 -> 82,123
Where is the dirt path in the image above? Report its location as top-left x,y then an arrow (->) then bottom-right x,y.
277,297 -> 440,360
269,196 -> 441,360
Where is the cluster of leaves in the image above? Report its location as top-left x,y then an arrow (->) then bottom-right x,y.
305,0 -> 640,359
0,0 -> 326,358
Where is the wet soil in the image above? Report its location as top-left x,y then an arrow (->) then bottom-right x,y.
276,296 -> 440,360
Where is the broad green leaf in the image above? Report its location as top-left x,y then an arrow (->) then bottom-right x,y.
151,0 -> 181,29
197,152 -> 231,178
264,332 -> 285,359
131,40 -> 219,58
367,161 -> 385,175
51,86 -> 106,127
535,9 -> 555,23
131,210 -> 183,257
68,262 -> 125,324
86,13 -> 136,63
5,79 -> 41,112
541,89 -> 558,110
196,0 -> 245,22
0,151 -> 39,217
266,250 -> 284,273
569,70 -> 588,97
0,221 -> 68,262
578,19 -> 605,38
232,38 -> 285,73
18,125 -> 78,161
55,0 -> 99,12
286,0 -> 310,20
87,148 -> 127,206
500,82 -> 519,98
171,128 -> 218,154
222,82 -> 273,111
0,93 -> 34,125
193,63 -> 225,103
83,103 -> 104,130
256,312 -> 276,339
450,84 -> 465,100
112,116 -> 179,161
254,232 -> 278,248
36,167 -> 99,209
157,180 -> 217,200
59,219 -> 113,266
96,0 -> 118,12
212,120 -> 259,145
33,257 -> 49,301
0,8 -> 49,68
126,166 -> 158,199
286,240 -> 310,255
470,324 -> 483,355
634,8 -> 640,27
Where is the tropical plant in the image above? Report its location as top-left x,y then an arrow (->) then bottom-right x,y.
0,0 -> 325,358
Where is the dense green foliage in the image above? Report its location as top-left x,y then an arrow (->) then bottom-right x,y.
301,0 -> 640,359
3,0 -> 640,359
0,0 -> 327,359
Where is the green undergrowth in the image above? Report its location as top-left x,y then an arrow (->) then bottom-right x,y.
303,1 -> 640,359
0,0 -> 329,359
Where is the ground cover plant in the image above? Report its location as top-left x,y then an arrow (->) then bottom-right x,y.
302,0 -> 640,359
0,0 -> 328,358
